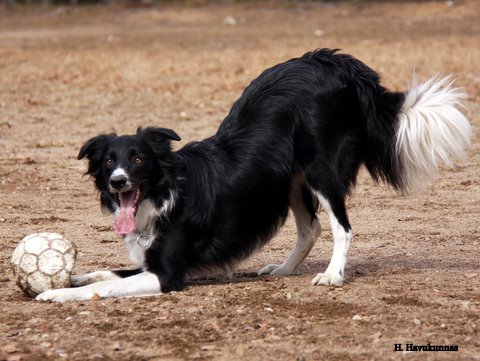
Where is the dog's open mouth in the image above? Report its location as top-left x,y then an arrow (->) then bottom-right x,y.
114,190 -> 140,235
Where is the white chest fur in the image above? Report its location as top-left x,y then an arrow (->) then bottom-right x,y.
122,199 -> 158,267
116,191 -> 177,268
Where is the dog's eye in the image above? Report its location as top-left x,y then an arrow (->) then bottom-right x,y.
105,158 -> 113,166
134,157 -> 144,164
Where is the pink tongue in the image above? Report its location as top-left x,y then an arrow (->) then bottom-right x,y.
114,192 -> 136,235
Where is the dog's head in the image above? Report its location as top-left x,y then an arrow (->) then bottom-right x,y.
78,127 -> 182,235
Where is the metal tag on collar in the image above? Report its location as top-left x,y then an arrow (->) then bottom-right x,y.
136,232 -> 151,247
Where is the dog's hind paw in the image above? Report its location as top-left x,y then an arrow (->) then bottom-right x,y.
311,271 -> 344,286
258,264 -> 294,276
258,264 -> 279,276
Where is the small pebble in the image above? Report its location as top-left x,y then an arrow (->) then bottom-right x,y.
112,342 -> 122,351
6,355 -> 23,361
464,272 -> 478,279
223,16 -> 237,26
3,344 -> 17,354
352,314 -> 363,321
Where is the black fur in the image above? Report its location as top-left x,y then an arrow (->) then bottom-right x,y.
79,49 -> 406,292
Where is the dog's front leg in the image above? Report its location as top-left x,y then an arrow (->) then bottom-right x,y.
36,271 -> 161,302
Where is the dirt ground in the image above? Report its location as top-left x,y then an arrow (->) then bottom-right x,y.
0,1 -> 479,360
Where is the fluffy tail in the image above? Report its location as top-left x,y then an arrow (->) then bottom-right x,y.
395,76 -> 471,193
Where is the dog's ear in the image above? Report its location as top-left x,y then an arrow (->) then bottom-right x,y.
78,134 -> 116,160
138,127 -> 181,155
78,134 -> 116,176
138,127 -> 182,168
137,127 -> 181,142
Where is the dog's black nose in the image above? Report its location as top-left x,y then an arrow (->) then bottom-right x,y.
110,175 -> 128,190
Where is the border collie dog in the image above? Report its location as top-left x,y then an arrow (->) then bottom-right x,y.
37,49 -> 471,302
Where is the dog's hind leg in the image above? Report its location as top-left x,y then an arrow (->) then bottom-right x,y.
310,189 -> 352,286
258,174 -> 321,276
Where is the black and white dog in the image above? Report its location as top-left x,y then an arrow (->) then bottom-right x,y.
37,49 -> 471,302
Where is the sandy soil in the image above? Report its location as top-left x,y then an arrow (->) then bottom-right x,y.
0,1 -> 479,360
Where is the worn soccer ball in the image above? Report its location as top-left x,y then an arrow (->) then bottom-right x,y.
11,233 -> 77,297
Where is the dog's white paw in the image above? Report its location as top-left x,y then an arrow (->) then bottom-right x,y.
258,264 -> 279,275
258,264 -> 294,276
70,275 -> 89,287
36,288 -> 92,302
71,271 -> 120,287
311,271 -> 344,286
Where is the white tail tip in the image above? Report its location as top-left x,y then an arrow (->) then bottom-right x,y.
396,76 -> 471,193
